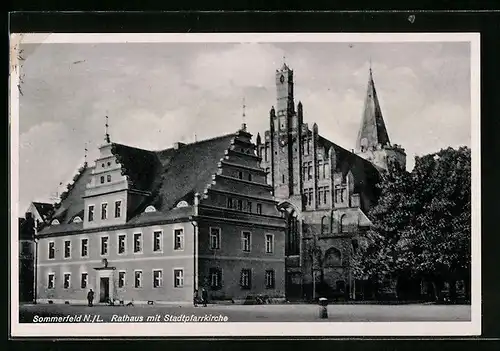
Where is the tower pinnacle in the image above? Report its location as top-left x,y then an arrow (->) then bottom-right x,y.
355,66 -> 390,153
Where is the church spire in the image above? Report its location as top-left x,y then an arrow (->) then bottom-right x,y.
104,115 -> 111,144
355,65 -> 390,153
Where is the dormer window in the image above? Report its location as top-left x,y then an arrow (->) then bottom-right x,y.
176,201 -> 188,208
144,205 -> 156,213
73,216 -> 82,223
51,219 -> 60,225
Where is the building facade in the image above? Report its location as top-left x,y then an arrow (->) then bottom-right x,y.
35,127 -> 285,304
257,64 -> 406,300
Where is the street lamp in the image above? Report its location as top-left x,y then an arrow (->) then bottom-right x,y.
33,237 -> 38,304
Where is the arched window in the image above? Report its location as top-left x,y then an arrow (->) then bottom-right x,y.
321,216 -> 329,235
51,219 -> 60,225
340,214 -> 347,233
324,247 -> 342,267
72,216 -> 82,223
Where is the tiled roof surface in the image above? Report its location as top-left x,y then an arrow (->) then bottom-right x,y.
32,202 -> 54,218
41,133 -> 237,232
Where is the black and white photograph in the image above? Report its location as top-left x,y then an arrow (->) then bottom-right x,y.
10,33 -> 480,337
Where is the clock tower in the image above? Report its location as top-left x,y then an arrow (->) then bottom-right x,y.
270,62 -> 303,202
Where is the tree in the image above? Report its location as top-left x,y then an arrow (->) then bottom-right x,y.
352,147 -> 471,301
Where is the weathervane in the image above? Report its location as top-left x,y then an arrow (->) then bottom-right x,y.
84,142 -> 88,165
105,115 -> 110,143
242,97 -> 246,124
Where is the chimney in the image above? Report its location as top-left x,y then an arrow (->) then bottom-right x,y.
173,142 -> 185,150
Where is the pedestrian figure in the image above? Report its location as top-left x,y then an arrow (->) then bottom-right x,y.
193,289 -> 199,307
87,289 -> 94,307
201,287 -> 208,307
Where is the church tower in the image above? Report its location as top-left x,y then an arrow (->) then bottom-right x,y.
355,67 -> 406,171
269,62 -> 303,201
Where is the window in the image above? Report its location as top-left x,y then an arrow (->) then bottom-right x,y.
265,270 -> 275,289
210,227 -> 221,250
174,229 -> 184,250
153,270 -> 163,288
282,174 -> 285,184
247,201 -> 253,213
264,144 -> 269,161
88,205 -> 94,222
323,162 -> 329,179
64,240 -> 71,258
47,273 -> 55,289
48,241 -> 55,259
101,236 -> 108,255
335,186 -> 346,203
107,161 -> 111,166
256,203 -> 262,214
114,201 -> 121,218
237,199 -> 243,211
81,273 -> 88,289
265,234 -> 274,253
241,231 -> 251,252
324,186 -> 330,205
317,160 -> 323,179
238,171 -> 243,179
107,174 -> 111,182
153,230 -> 163,252
318,187 -> 324,206
248,173 -> 253,181
227,197 -> 233,209
240,269 -> 251,289
118,271 -> 126,288
134,270 -> 142,288
325,247 -> 342,267
340,215 -> 348,233
81,238 -> 88,257
209,267 -> 222,290
307,162 -> 313,180
265,167 -> 271,184
100,176 -> 105,184
302,162 -> 307,179
101,203 -> 108,220
133,233 -> 142,253
63,273 -> 71,289
305,188 -> 313,206
174,269 -> 184,288
118,234 -> 126,254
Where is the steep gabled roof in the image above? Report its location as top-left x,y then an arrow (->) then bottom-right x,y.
52,166 -> 94,224
111,143 -> 161,192
41,133 -> 238,231
151,133 -> 237,211
32,202 -> 54,219
356,68 -> 390,152
317,135 -> 381,211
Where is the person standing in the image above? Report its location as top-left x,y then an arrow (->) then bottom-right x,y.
87,289 -> 94,307
193,289 -> 199,307
201,287 -> 208,307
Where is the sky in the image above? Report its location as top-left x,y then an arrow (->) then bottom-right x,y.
17,40 -> 471,213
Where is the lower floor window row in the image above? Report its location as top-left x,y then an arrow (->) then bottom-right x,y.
46,269 -> 185,289
208,269 -> 276,290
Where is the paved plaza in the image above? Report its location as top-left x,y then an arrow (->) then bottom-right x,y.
19,303 -> 471,323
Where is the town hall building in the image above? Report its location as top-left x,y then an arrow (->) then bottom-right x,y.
29,61 -> 404,304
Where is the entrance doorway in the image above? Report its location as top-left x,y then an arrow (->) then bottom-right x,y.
100,277 -> 110,302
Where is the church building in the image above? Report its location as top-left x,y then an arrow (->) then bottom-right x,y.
257,63 -> 406,300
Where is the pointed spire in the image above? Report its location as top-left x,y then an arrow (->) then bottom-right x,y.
256,132 -> 262,145
356,65 -> 390,153
104,115 -> 111,144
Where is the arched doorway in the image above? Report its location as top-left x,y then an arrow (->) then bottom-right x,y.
277,201 -> 302,300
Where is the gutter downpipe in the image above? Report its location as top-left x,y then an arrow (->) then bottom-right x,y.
190,193 -> 201,294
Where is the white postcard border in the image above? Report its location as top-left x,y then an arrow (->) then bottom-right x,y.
9,32 -> 481,337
